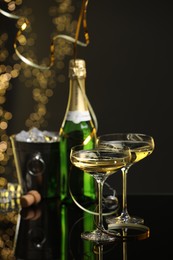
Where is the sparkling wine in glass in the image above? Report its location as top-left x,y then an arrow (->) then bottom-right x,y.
97,133 -> 155,225
70,144 -> 131,243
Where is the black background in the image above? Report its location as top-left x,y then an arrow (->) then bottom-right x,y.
1,0 -> 173,195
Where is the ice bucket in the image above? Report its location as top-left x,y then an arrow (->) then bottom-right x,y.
10,133 -> 60,199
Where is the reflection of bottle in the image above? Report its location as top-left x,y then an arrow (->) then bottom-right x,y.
68,206 -> 95,260
59,59 -> 97,203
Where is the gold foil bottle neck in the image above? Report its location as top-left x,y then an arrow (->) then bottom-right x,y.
69,59 -> 86,78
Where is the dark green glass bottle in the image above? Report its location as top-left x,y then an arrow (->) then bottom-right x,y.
59,59 -> 97,203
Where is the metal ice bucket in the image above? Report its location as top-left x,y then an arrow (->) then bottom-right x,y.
10,132 -> 60,199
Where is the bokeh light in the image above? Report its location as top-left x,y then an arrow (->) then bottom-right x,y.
0,0 -> 77,185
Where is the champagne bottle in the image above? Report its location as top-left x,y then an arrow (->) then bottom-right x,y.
59,59 -> 97,203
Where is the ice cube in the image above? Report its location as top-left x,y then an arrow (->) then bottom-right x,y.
15,127 -> 59,143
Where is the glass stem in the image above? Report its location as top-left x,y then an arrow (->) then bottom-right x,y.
96,178 -> 105,230
122,167 -> 129,216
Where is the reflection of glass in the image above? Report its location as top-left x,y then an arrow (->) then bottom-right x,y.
93,244 -> 104,259
70,145 -> 131,243
123,239 -> 127,260
97,133 -> 155,225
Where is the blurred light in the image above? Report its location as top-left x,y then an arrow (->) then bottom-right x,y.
0,122 -> 8,130
21,22 -> 27,31
0,0 -> 77,190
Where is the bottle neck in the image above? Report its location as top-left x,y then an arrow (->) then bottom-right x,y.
68,77 -> 88,112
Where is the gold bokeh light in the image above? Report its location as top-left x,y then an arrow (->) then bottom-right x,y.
0,0 -> 77,184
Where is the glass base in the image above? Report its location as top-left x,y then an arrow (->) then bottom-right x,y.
106,214 -> 144,225
81,229 -> 116,243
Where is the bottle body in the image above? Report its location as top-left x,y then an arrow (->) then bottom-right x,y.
59,59 -> 97,203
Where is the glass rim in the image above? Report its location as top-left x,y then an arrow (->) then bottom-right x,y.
97,132 -> 154,139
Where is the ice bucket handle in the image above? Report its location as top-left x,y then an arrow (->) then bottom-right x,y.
27,152 -> 45,176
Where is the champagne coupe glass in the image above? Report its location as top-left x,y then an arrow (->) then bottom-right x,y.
70,144 -> 131,243
97,133 -> 155,225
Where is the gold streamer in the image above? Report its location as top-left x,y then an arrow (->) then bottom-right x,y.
73,0 -> 89,59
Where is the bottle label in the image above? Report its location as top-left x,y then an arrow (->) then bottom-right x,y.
66,111 -> 91,124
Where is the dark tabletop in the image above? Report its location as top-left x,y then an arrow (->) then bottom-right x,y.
0,194 -> 172,259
